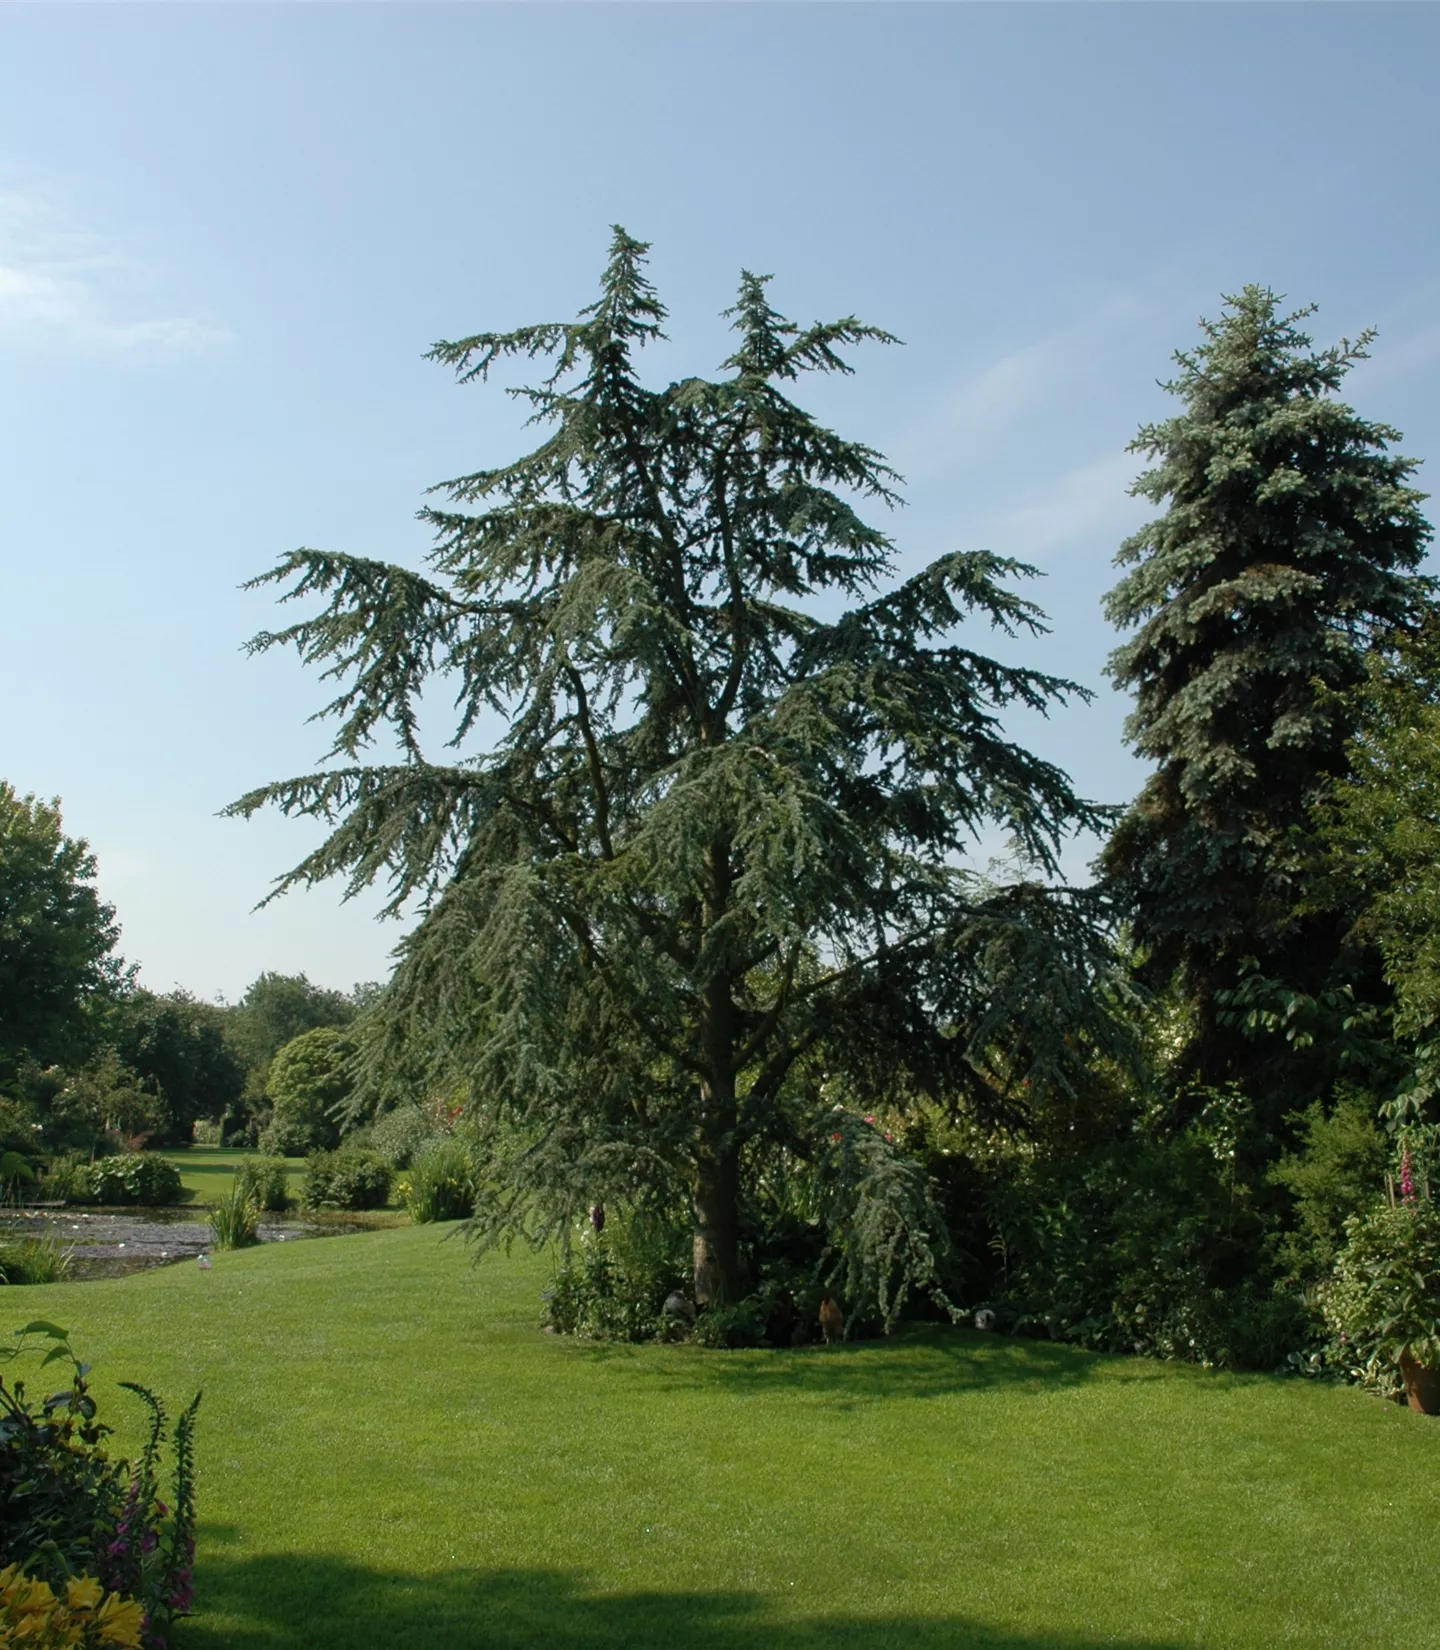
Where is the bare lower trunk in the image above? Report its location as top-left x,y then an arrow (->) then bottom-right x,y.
693,850 -> 742,1306
692,1134 -> 741,1307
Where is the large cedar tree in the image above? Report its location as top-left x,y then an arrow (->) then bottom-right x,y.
234,232 -> 1127,1308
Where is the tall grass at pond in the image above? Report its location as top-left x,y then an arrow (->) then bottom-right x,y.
397,1139 -> 478,1223
0,1230 -> 71,1284
208,1178 -> 260,1250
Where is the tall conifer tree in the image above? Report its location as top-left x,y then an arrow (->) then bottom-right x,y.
1103,287 -> 1432,1096
234,231 -> 1125,1308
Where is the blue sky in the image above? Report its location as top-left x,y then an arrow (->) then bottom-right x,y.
1,3 -> 1436,1000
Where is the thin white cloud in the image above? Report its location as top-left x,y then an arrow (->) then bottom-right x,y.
895,295 -> 1144,479
0,185 -> 230,357
928,333 -> 1067,447
973,449 -> 1148,563
1352,322 -> 1440,396
1338,277 -> 1440,398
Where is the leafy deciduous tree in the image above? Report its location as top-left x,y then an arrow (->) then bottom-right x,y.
0,783 -> 123,1076
227,972 -> 361,1103
1316,625 -> 1440,1104
263,1026 -> 350,1154
108,989 -> 247,1143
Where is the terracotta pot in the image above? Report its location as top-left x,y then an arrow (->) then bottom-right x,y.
1398,1347 -> 1440,1414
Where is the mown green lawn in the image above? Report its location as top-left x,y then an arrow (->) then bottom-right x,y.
10,1225 -> 1440,1649
160,1147 -> 308,1207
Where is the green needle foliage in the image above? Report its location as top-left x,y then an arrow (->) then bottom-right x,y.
232,229 -> 1129,1310
1102,287 -> 1433,1098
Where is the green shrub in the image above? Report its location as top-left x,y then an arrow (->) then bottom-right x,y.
399,1139 -> 478,1223
0,1233 -> 70,1285
302,1148 -> 391,1211
369,1105 -> 443,1170
208,1179 -> 260,1250
1271,1089 -> 1390,1283
37,1153 -> 89,1205
191,1118 -> 224,1145
235,1154 -> 290,1212
983,1090 -> 1308,1370
1323,1196 -> 1440,1384
0,1323 -> 200,1639
692,1296 -> 769,1349
544,1206 -> 690,1341
0,1331 -> 124,1584
82,1154 -> 182,1207
258,1116 -> 318,1157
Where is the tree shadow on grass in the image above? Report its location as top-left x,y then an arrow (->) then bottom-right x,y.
179,1550 -> 1189,1650
622,1326 -> 1191,1409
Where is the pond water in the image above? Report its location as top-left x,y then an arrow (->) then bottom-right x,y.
0,1207 -> 367,1280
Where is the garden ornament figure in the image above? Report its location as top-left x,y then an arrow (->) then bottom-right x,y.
819,1294 -> 844,1346
663,1291 -> 696,1323
974,1308 -> 996,1331
196,1253 -> 212,1270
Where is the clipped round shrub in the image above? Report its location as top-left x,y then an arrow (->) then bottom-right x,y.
83,1155 -> 182,1207
302,1148 -> 391,1211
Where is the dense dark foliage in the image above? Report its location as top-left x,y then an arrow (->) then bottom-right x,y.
1315,623 -> 1440,1106
108,990 -> 247,1145
226,972 -> 360,1079
224,973 -> 366,1139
